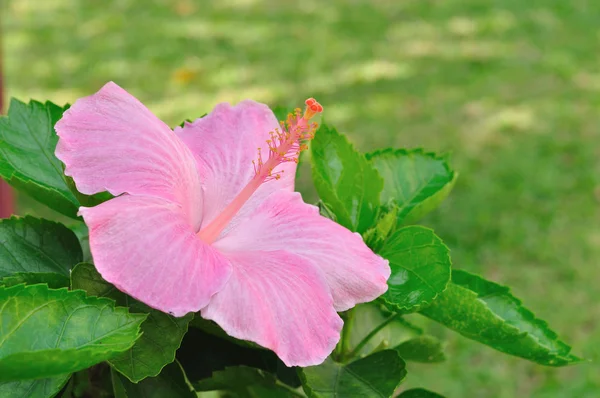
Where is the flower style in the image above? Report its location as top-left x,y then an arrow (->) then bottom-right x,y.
55,82 -> 390,366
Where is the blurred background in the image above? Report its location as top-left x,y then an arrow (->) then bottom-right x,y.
2,0 -> 599,396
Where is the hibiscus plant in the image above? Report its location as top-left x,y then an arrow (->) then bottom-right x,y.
0,83 -> 580,398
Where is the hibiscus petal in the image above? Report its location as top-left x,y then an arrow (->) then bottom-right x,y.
174,101 -> 296,234
214,191 -> 390,312
80,195 -> 232,317
56,82 -> 203,228
201,250 -> 343,367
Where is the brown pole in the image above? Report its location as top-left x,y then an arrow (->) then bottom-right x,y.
0,7 -> 15,218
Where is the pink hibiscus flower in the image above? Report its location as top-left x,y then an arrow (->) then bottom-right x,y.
55,82 -> 390,366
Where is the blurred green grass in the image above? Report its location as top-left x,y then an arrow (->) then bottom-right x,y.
4,0 -> 599,396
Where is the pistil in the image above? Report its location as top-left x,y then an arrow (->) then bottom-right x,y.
197,99 -> 322,244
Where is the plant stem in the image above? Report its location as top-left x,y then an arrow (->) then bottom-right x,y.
395,316 -> 424,335
343,313 -> 399,362
339,308 -> 355,359
275,380 -> 307,397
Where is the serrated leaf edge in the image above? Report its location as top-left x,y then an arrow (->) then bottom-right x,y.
450,270 -> 582,365
110,312 -> 193,383
0,99 -> 80,218
70,262 -> 193,383
365,147 -> 455,178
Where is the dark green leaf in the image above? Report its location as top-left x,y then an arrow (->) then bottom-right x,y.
111,368 -> 127,398
0,272 -> 70,289
0,99 -> 79,218
75,191 -> 114,208
311,123 -> 383,233
398,388 -> 445,398
65,365 -> 114,398
110,308 -> 192,383
178,119 -> 194,128
70,263 -> 193,382
177,328 -> 300,389
394,336 -> 446,363
70,262 -> 120,299
111,361 -> 195,398
0,284 -> 146,381
0,375 -> 71,398
379,226 -> 451,312
420,269 -> 581,366
194,366 -> 269,391
300,350 -> 406,398
195,366 -> 299,397
68,222 -> 92,263
189,316 -> 261,350
0,216 -> 82,278
177,114 -> 206,128
367,149 -> 457,225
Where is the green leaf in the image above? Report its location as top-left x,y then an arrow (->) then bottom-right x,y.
379,226 -> 451,312
0,99 -> 79,218
0,284 -> 146,381
348,304 -> 417,358
111,361 -> 195,398
398,388 -> 445,398
195,366 -> 299,397
70,263 -> 193,382
367,149 -> 457,225
0,272 -> 70,289
110,308 -> 192,383
299,350 -> 406,398
0,216 -> 83,278
111,368 -> 128,398
0,375 -> 71,398
316,200 -> 337,222
271,106 -> 294,122
394,336 -> 446,363
311,123 -> 383,233
363,206 -> 398,252
420,269 -> 581,366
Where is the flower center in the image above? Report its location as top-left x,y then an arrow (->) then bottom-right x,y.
197,99 -> 323,244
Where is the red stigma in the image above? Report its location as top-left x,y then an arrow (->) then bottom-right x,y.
303,98 -> 323,120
